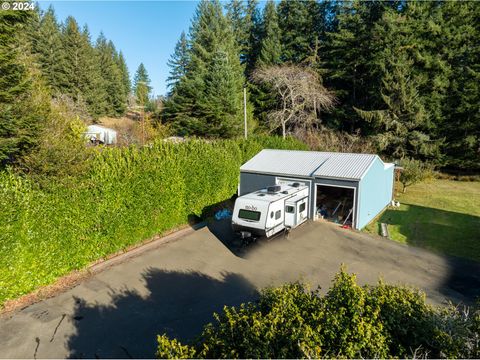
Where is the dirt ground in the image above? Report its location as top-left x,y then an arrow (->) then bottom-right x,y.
1,220 -> 479,358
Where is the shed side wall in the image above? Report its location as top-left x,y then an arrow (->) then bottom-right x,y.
239,172 -> 277,196
357,158 -> 394,229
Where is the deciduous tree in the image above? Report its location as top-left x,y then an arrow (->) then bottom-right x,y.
252,65 -> 335,138
398,158 -> 434,193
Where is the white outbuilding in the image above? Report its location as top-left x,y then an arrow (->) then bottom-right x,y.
84,125 -> 117,145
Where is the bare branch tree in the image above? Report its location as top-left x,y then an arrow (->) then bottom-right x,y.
252,65 -> 336,138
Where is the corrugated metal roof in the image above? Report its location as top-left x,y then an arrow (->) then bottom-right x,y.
240,149 -> 378,180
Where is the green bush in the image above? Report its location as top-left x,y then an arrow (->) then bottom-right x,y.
197,283 -> 323,359
156,335 -> 196,359
321,270 -> 388,358
398,158 -> 435,193
156,269 -> 480,359
0,136 -> 305,305
367,280 -> 433,357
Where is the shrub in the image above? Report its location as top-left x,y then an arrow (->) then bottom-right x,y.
295,127 -> 377,155
430,303 -> 480,358
196,283 -> 323,359
321,270 -> 389,358
0,135 -> 306,305
398,158 -> 435,193
367,281 -> 433,357
156,269 -> 480,359
19,97 -> 92,177
434,172 -> 480,182
156,335 -> 196,359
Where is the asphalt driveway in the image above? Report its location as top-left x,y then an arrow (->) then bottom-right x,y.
1,220 -> 479,358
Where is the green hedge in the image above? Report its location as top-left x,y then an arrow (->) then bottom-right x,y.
157,269 -> 480,359
0,136 -> 307,305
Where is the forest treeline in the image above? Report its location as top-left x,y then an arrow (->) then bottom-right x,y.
30,7 -> 131,118
0,6 -> 151,166
164,0 -> 479,170
0,0 -> 479,171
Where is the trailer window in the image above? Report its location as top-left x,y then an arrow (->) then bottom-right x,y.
275,210 -> 281,219
238,209 -> 261,221
299,203 -> 306,212
286,206 -> 294,213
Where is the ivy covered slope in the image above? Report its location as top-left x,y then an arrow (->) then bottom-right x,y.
157,269 -> 480,359
0,136 -> 306,306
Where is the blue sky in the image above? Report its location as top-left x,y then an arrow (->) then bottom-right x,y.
38,1 -> 200,96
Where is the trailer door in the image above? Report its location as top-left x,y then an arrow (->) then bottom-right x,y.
284,203 -> 296,228
296,197 -> 308,225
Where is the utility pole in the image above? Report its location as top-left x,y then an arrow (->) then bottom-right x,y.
138,81 -> 147,146
142,107 -> 145,146
243,85 -> 247,139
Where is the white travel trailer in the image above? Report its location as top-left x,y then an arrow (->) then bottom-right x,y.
232,183 -> 309,239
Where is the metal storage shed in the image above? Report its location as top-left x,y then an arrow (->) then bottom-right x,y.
239,149 -> 395,229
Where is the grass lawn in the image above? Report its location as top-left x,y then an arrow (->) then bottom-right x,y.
364,179 -> 480,262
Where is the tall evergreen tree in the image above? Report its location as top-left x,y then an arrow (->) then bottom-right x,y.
60,18 -> 105,118
322,1 -> 390,131
226,0 -> 260,73
249,0 -> 282,127
31,6 -> 65,92
198,50 -> 244,137
166,31 -> 189,93
226,0 -> 247,62
355,53 -> 437,159
164,0 -> 247,138
436,1 -> 480,169
354,3 -> 446,160
116,51 -> 131,100
82,25 -> 107,118
277,0 -> 318,64
60,17 -> 83,98
244,0 -> 261,73
257,0 -> 282,67
133,63 -> 152,107
0,10 -> 49,164
95,34 -> 126,116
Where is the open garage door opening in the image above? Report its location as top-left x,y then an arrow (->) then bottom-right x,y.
315,185 -> 355,227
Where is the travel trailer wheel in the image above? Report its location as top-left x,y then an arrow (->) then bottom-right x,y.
241,236 -> 257,247
239,231 -> 252,239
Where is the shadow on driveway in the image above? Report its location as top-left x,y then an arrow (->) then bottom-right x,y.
440,256 -> 480,304
372,204 -> 480,304
66,268 -> 258,359
207,218 -> 291,258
